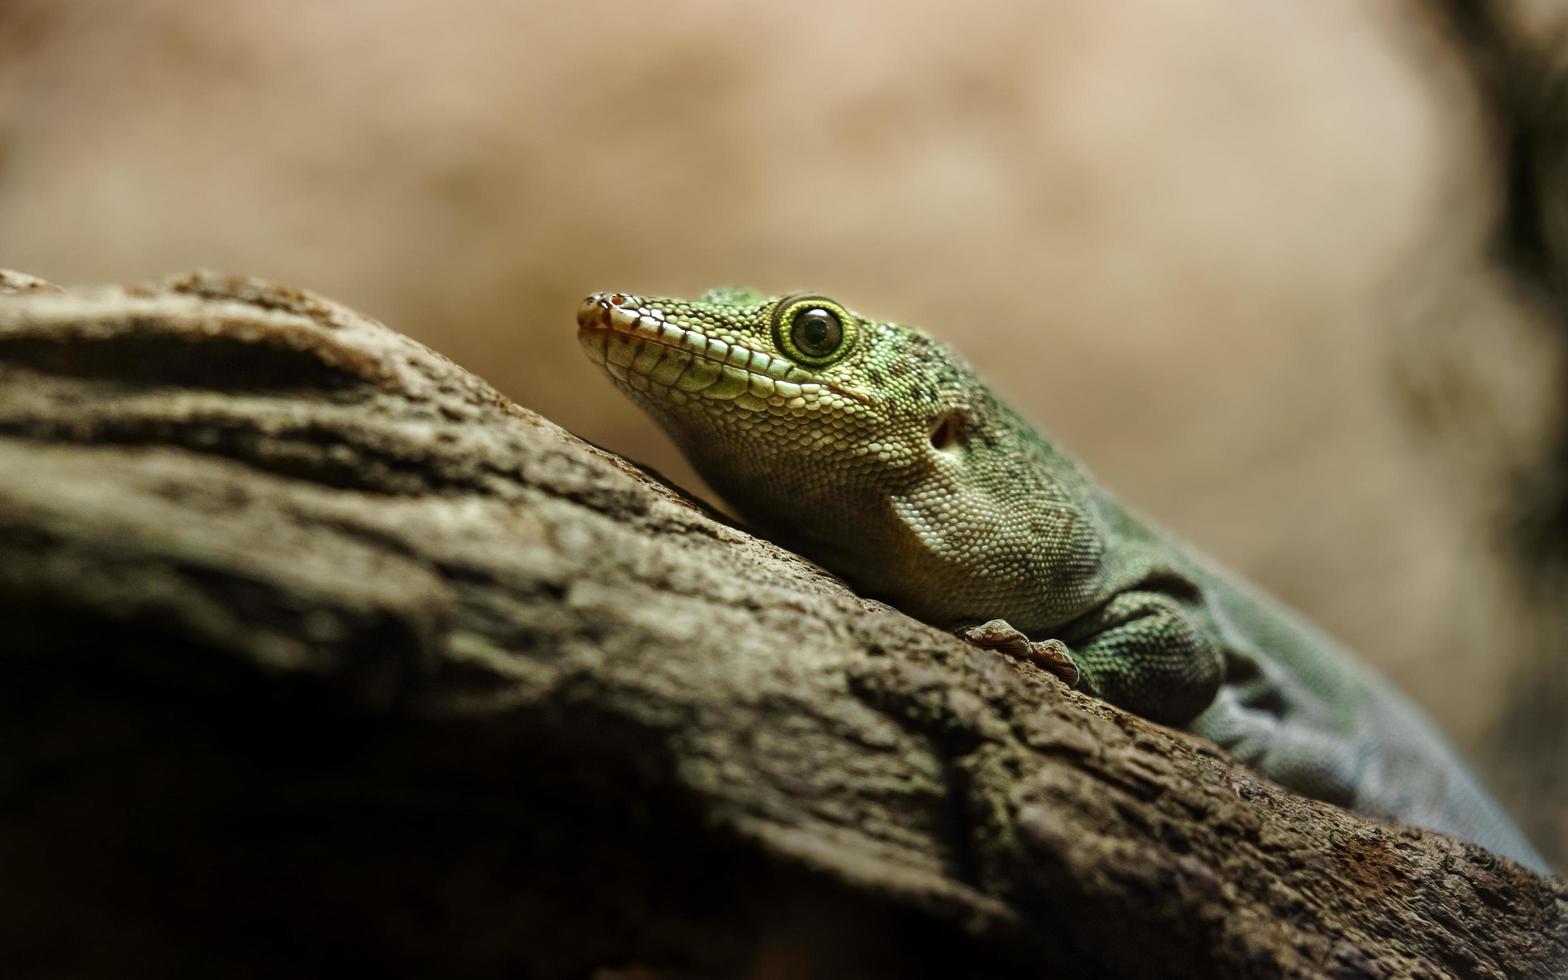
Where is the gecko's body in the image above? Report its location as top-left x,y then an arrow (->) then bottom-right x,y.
577,287 -> 1548,872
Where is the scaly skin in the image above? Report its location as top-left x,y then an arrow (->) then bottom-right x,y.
576,287 -> 1549,872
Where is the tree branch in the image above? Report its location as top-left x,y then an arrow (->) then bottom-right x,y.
0,271 -> 1562,979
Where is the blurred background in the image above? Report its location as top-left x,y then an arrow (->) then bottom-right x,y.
0,0 -> 1563,862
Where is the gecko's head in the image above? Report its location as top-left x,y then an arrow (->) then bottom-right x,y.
578,287 -> 1099,629
577,287 -> 973,503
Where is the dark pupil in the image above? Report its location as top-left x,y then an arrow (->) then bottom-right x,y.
794,308 -> 841,354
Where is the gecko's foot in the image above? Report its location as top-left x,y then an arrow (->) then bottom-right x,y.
960,619 -> 1081,687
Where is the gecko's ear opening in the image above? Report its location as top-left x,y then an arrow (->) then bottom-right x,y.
930,410 -> 965,455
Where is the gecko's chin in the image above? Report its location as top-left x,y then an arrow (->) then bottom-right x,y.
576,326 -> 609,366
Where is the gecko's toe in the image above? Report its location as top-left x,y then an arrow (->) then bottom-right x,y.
960,620 -> 1080,687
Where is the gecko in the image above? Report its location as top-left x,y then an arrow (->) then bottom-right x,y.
576,286 -> 1549,872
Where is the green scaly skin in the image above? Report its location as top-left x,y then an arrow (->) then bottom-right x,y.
576,287 -> 1549,873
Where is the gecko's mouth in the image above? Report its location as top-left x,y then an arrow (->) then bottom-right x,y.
576,292 -> 864,412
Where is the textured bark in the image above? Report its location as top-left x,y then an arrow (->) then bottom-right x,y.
0,271 -> 1562,980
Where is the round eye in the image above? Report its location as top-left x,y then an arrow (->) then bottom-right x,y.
792,306 -> 843,358
772,294 -> 857,366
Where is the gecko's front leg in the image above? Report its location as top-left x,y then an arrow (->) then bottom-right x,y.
962,591 -> 1223,726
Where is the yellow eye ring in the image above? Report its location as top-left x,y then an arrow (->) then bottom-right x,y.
772,294 -> 858,366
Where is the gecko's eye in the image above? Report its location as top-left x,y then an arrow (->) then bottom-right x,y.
772,294 -> 857,366
793,307 -> 841,356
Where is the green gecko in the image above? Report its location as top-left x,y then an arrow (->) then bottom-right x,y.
576,287 -> 1549,873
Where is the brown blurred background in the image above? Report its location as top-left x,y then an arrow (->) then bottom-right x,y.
1,0 -> 1563,862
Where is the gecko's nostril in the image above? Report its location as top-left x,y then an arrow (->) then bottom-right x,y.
576,294 -> 606,328
578,291 -> 642,331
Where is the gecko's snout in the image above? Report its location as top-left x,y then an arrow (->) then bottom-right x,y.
576,291 -> 642,331
576,291 -> 650,370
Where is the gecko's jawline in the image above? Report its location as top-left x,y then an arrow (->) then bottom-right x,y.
577,293 -> 874,406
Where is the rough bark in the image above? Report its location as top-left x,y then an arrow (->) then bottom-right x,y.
0,271 -> 1562,980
